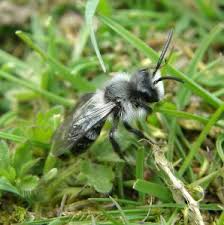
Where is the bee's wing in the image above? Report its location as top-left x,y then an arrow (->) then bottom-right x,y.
51,93 -> 115,156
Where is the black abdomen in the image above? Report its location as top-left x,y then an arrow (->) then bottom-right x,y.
71,120 -> 105,155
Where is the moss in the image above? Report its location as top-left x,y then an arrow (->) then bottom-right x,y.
0,204 -> 26,225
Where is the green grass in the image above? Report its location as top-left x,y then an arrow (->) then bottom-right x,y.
0,0 -> 224,224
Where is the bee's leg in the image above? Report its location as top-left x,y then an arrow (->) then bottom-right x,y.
138,103 -> 152,115
109,117 -> 124,159
123,121 -> 155,145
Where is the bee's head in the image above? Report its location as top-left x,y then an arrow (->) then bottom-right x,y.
131,29 -> 183,103
131,68 -> 182,103
131,68 -> 162,103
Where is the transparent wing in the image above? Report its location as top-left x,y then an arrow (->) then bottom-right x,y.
51,94 -> 115,156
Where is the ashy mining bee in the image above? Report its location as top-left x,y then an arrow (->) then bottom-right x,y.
51,30 -> 183,158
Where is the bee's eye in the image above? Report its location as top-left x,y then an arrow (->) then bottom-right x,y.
140,91 -> 151,102
139,89 -> 160,103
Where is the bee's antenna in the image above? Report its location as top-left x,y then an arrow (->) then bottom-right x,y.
152,29 -> 173,77
153,76 -> 183,85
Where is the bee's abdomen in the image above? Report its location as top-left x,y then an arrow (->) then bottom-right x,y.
71,120 -> 105,155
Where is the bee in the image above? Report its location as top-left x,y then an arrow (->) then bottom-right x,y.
51,30 -> 183,158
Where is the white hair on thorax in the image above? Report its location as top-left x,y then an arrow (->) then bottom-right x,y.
152,70 -> 164,100
107,72 -> 130,84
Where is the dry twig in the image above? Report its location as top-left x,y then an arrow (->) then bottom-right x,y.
151,144 -> 205,225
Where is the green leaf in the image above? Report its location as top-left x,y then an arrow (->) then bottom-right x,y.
216,134 -> 224,163
80,160 -> 114,193
0,166 -> 16,182
46,105 -> 64,118
43,155 -> 58,174
13,143 -> 32,176
20,158 -> 40,176
85,0 -> 107,72
43,168 -> 58,181
98,0 -> 113,16
90,136 -> 122,162
133,179 -> 173,202
0,177 -> 20,195
19,175 -> 39,192
0,140 -> 10,169
29,107 -> 64,145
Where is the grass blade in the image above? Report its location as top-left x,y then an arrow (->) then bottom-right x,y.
133,179 -> 173,202
0,177 -> 21,196
136,147 -> 145,202
216,134 -> 224,163
88,198 -> 141,205
0,131 -> 50,149
0,71 -> 74,107
0,49 -> 29,72
156,107 -> 207,124
178,104 -> 224,176
85,0 -> 107,72
0,131 -> 26,143
194,0 -> 218,19
177,24 -> 224,108
155,106 -> 224,129
217,212 -> 224,225
109,196 -> 130,225
0,111 -> 17,126
72,25 -> 90,61
15,31 -> 95,92
190,167 -> 224,188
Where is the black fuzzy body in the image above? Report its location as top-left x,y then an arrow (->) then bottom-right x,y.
51,69 -> 163,157
103,70 -> 161,121
67,93 -> 105,155
70,120 -> 105,155
51,30 -> 178,157
104,70 -> 160,106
